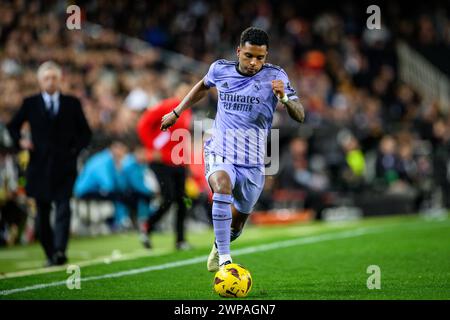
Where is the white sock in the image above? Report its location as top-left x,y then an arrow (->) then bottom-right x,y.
219,254 -> 232,266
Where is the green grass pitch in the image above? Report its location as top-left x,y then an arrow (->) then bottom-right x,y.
0,214 -> 449,300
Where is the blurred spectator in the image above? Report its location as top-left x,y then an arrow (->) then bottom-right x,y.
339,131 -> 366,192
184,130 -> 213,225
74,141 -> 129,200
7,61 -> 91,266
137,81 -> 193,250
396,143 -> 417,185
431,117 -> 450,208
375,135 -> 399,187
278,137 -> 330,215
0,146 -> 27,246
119,145 -> 159,229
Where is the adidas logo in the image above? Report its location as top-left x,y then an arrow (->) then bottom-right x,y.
221,82 -> 229,89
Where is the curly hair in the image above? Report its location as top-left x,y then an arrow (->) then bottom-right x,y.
240,27 -> 269,48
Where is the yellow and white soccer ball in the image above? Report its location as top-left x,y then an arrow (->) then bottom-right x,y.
213,263 -> 252,298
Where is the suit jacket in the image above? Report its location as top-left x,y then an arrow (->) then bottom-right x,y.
7,93 -> 92,201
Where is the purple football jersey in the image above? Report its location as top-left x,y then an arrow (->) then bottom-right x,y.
203,59 -> 298,167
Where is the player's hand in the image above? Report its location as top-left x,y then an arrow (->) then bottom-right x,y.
160,111 -> 178,131
272,80 -> 285,99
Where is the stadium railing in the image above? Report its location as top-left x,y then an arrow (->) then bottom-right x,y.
84,22 -> 209,76
397,41 -> 450,113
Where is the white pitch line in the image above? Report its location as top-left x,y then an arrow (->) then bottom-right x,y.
3,218 -> 446,280
0,248 -> 170,280
3,220 -> 449,297
0,227 -> 381,297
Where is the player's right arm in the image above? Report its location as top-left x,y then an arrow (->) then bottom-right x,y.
160,79 -> 210,131
161,60 -> 220,131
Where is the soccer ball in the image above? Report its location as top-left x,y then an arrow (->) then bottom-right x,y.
213,263 -> 252,298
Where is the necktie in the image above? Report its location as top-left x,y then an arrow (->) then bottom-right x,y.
49,99 -> 55,118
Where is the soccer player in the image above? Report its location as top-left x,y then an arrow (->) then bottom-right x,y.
160,27 -> 305,271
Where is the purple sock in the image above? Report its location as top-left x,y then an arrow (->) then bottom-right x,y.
212,193 -> 233,256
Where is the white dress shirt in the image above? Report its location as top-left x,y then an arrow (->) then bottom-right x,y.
41,91 -> 60,115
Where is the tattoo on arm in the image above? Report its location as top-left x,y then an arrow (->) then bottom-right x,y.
283,98 -> 305,123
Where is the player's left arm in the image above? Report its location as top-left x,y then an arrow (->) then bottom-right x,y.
272,79 -> 305,123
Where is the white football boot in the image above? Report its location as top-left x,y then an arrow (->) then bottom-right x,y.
207,243 -> 219,272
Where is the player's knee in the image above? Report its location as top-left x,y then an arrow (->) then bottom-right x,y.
214,185 -> 231,195
211,178 -> 232,194
209,171 -> 232,195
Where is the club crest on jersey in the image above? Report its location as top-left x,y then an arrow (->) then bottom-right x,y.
253,80 -> 261,92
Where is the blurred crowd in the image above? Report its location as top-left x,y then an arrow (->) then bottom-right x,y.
1,0 -> 450,245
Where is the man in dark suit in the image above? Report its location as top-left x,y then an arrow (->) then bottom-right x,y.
7,61 -> 92,266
